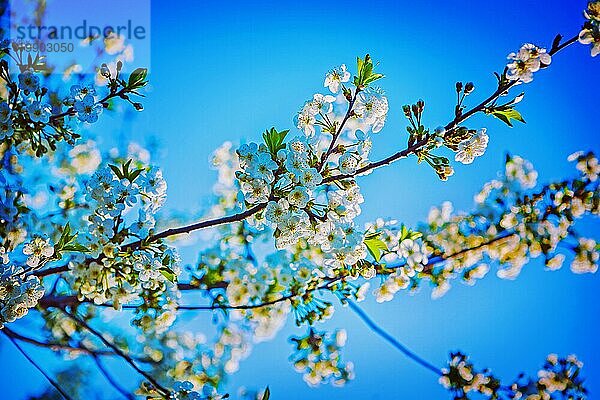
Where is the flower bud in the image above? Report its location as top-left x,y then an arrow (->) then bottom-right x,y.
464,82 -> 475,94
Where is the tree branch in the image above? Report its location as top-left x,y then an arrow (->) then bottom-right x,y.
39,231 -> 520,312
319,87 -> 360,169
92,355 -> 136,400
3,326 -> 152,362
60,309 -> 170,396
346,300 -> 442,375
3,331 -> 75,400
31,34 -> 580,286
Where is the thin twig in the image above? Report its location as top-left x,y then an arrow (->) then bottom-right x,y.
4,327 -> 113,357
92,355 -> 136,400
3,326 -> 152,362
319,88 -> 360,169
122,203 -> 268,252
346,300 -> 442,375
3,331 -> 75,400
60,310 -> 170,397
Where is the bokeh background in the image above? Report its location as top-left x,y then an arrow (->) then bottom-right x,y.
1,0 -> 599,399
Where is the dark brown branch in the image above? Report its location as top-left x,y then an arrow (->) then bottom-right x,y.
31,33 -> 580,281
122,203 -> 267,252
60,310 -> 170,396
3,326 -> 153,363
92,355 -> 136,400
319,88 -> 360,169
39,231 -> 520,312
3,331 -> 75,400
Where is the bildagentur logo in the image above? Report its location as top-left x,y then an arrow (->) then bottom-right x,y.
14,19 -> 147,41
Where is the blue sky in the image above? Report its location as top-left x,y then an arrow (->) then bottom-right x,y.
1,0 -> 599,399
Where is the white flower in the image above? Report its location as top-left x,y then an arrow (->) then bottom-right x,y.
237,142 -> 259,166
312,221 -> 345,252
276,215 -> 310,248
296,106 -> 316,137
506,44 -> 550,83
571,238 -> 599,273
22,237 -> 54,268
242,179 -> 271,204
309,93 -> 336,114
579,27 -> 600,57
455,129 -> 489,164
139,167 -> 167,197
324,247 -> 359,270
285,152 -> 310,177
575,154 -> 600,181
324,64 -> 351,93
355,92 -> 388,133
21,276 -> 45,307
584,1 -> 600,22
288,186 -> 310,209
298,168 -> 323,189
1,302 -> 29,323
374,280 -> 397,303
338,152 -> 359,175
265,199 -> 291,224
248,152 -> 278,182
546,254 -> 565,271
288,135 -> 312,155
399,239 -> 428,271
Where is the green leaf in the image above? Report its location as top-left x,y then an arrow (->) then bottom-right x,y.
55,223 -> 88,254
353,54 -> 384,88
363,72 -> 384,86
489,108 -> 525,128
399,224 -> 422,241
262,127 -> 289,157
109,164 -> 125,180
128,67 -> 148,88
129,169 -> 143,182
56,222 -> 77,250
61,244 -> 90,253
160,267 -> 177,283
364,235 -> 388,263
261,387 -> 270,400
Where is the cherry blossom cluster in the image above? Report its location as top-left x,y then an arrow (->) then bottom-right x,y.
579,1 -> 600,56
371,152 -> 599,301
0,262 -> 44,328
235,131 -> 370,280
439,352 -> 586,399
2,4 -> 599,397
66,159 -> 177,313
231,57 -> 388,278
506,44 -> 552,83
0,234 -> 72,327
190,242 -> 292,339
0,39 -> 148,156
290,328 -> 353,387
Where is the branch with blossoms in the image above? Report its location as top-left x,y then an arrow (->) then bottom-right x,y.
21,28 -> 584,278
1,2 -> 600,399
346,302 -> 587,399
25,149 -> 599,399
0,40 -> 148,157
